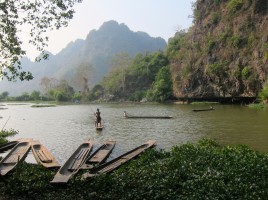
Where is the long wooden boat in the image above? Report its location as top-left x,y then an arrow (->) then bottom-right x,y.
50,138 -> 94,184
31,140 -> 60,169
80,140 -> 116,170
82,140 -> 156,180
124,112 -> 172,119
192,107 -> 215,112
0,141 -> 19,153
125,116 -> 172,119
0,138 -> 33,176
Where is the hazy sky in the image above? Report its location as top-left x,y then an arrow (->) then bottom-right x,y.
21,0 -> 194,60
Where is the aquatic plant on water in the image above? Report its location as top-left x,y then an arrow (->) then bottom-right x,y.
0,129 -> 18,145
0,138 -> 268,199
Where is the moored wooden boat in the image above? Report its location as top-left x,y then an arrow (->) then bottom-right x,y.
31,140 -> 60,169
0,138 -> 33,176
124,112 -> 172,119
80,140 -> 116,170
82,140 -> 156,179
0,141 -> 19,153
50,138 -> 94,184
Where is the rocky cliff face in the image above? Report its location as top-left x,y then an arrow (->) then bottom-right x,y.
169,0 -> 268,98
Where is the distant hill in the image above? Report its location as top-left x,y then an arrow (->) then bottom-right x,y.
168,0 -> 268,98
0,20 -> 166,96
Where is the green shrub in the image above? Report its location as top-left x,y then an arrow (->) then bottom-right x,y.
1,139 -> 268,199
241,66 -> 251,80
207,40 -> 217,53
206,61 -> 228,77
0,129 -> 18,145
211,12 -> 220,25
228,0 -> 243,14
248,103 -> 265,110
259,81 -> 268,102
229,35 -> 246,48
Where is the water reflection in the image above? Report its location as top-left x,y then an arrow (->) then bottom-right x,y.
0,103 -> 268,164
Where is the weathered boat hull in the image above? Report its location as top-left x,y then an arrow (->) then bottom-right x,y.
82,140 -> 156,180
50,138 -> 94,184
80,140 -> 116,170
125,116 -> 172,119
0,138 -> 33,176
0,141 -> 19,153
192,108 -> 215,112
31,140 -> 60,169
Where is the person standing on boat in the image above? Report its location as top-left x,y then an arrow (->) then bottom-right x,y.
95,108 -> 102,127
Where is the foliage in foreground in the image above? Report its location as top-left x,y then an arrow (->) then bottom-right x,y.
0,0 -> 82,81
1,139 -> 268,199
0,129 -> 18,145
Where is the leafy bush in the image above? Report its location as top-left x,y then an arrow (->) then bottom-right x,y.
146,67 -> 173,102
241,66 -> 251,80
227,0 -> 243,14
211,12 -> 220,25
206,61 -> 228,78
207,39 -> 217,53
248,103 -> 265,110
0,129 -> 18,145
229,35 -> 246,48
258,81 -> 268,102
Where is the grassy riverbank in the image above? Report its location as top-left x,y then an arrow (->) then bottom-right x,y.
0,139 -> 268,199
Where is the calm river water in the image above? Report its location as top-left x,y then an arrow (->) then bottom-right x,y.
0,103 -> 268,164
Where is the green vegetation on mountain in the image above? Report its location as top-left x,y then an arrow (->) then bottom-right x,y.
94,52 -> 170,102
87,0 -> 268,103
168,0 -> 268,99
0,21 -> 166,96
2,1 -> 268,104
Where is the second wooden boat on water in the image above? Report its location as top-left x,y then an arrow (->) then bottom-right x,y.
80,140 -> 116,170
0,138 -> 33,176
31,140 -> 60,169
82,140 -> 156,180
50,138 -> 94,184
123,111 -> 172,119
192,107 -> 215,112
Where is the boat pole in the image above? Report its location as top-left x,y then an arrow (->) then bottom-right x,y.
1,116 -> 11,131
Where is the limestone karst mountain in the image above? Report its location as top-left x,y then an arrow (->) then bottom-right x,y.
0,20 -> 166,95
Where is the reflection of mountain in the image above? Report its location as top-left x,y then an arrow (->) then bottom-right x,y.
1,20 -> 166,95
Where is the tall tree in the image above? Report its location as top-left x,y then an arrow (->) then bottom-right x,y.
110,53 -> 132,94
0,0 -> 82,81
72,63 -> 95,95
